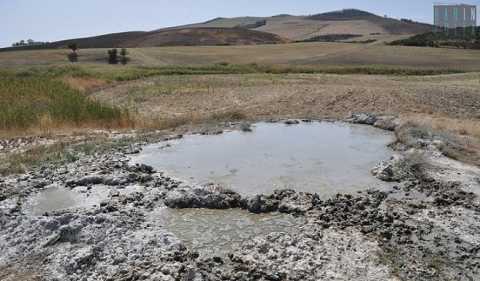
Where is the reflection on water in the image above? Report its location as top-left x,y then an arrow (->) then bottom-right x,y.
133,121 -> 394,197
150,207 -> 304,257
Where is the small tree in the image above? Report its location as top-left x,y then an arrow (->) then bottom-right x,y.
120,48 -> 129,65
68,43 -> 78,52
67,43 -> 78,63
108,49 -> 118,64
67,52 -> 78,63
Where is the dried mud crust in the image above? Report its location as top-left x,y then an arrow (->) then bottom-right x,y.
0,119 -> 479,281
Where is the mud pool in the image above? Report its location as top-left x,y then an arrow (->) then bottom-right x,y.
18,121 -> 396,260
150,208 -> 303,257
133,121 -> 394,196
23,185 -> 110,216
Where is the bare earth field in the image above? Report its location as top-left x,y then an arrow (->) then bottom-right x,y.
2,42 -> 480,71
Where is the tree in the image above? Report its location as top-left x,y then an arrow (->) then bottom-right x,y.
67,43 -> 78,63
67,52 -> 78,63
68,43 -> 78,52
108,49 -> 118,64
120,48 -> 129,65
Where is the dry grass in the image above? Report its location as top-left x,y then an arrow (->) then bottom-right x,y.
402,114 -> 480,140
62,77 -> 109,92
396,117 -> 480,166
0,142 -> 72,175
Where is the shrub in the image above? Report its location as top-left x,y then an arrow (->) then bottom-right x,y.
108,49 -> 118,64
120,48 -> 129,65
67,52 -> 78,63
67,43 -> 79,63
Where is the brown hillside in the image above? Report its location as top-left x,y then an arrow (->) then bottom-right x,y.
0,28 -> 287,51
125,28 -> 289,47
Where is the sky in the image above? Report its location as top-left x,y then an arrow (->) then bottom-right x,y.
1,0 -> 479,47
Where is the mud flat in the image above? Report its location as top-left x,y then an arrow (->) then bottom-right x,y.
0,117 -> 479,281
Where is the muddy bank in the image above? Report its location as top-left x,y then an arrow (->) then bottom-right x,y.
1,117 -> 479,281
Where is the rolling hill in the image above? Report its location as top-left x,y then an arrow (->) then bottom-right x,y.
0,28 -> 288,52
1,9 -> 432,51
174,9 -> 432,41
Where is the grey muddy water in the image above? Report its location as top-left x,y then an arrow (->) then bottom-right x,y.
133,121 -> 394,196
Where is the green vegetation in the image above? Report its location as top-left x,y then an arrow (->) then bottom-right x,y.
120,48 -> 129,65
108,48 -> 119,64
67,43 -> 78,62
300,34 -> 362,43
80,64 -> 464,81
0,69 -> 128,131
390,28 -> 480,49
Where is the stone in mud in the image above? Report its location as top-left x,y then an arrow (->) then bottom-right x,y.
284,119 -> 300,125
240,122 -> 253,132
164,185 -> 242,209
242,194 -> 279,214
43,222 -> 83,247
347,113 -> 377,125
278,192 -> 320,214
371,155 -> 412,182
128,163 -> 155,174
242,189 -> 319,215
67,175 -> 104,187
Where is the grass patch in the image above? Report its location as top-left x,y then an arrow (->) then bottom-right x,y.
0,71 -> 130,132
395,121 -> 480,166
8,64 -> 464,84
0,142 -> 73,175
0,138 -> 135,176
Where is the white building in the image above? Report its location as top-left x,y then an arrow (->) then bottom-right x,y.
434,3 -> 477,30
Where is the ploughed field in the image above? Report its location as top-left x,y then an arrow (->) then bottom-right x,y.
3,42 -> 480,71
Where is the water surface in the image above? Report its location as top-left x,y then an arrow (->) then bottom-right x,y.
133,122 -> 393,197
24,185 -> 109,216
150,207 -> 303,257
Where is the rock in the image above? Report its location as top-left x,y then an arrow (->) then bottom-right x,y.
128,164 -> 155,174
373,116 -> 400,131
284,120 -> 300,125
347,113 -> 377,125
243,194 -> 279,214
278,192 -> 320,214
371,155 -> 412,182
240,123 -> 252,132
67,175 -> 104,187
164,185 -> 242,209
31,180 -> 48,189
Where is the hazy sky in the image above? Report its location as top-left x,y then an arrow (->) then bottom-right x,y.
1,0 -> 478,47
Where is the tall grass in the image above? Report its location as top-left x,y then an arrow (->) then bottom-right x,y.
0,73 -> 128,131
